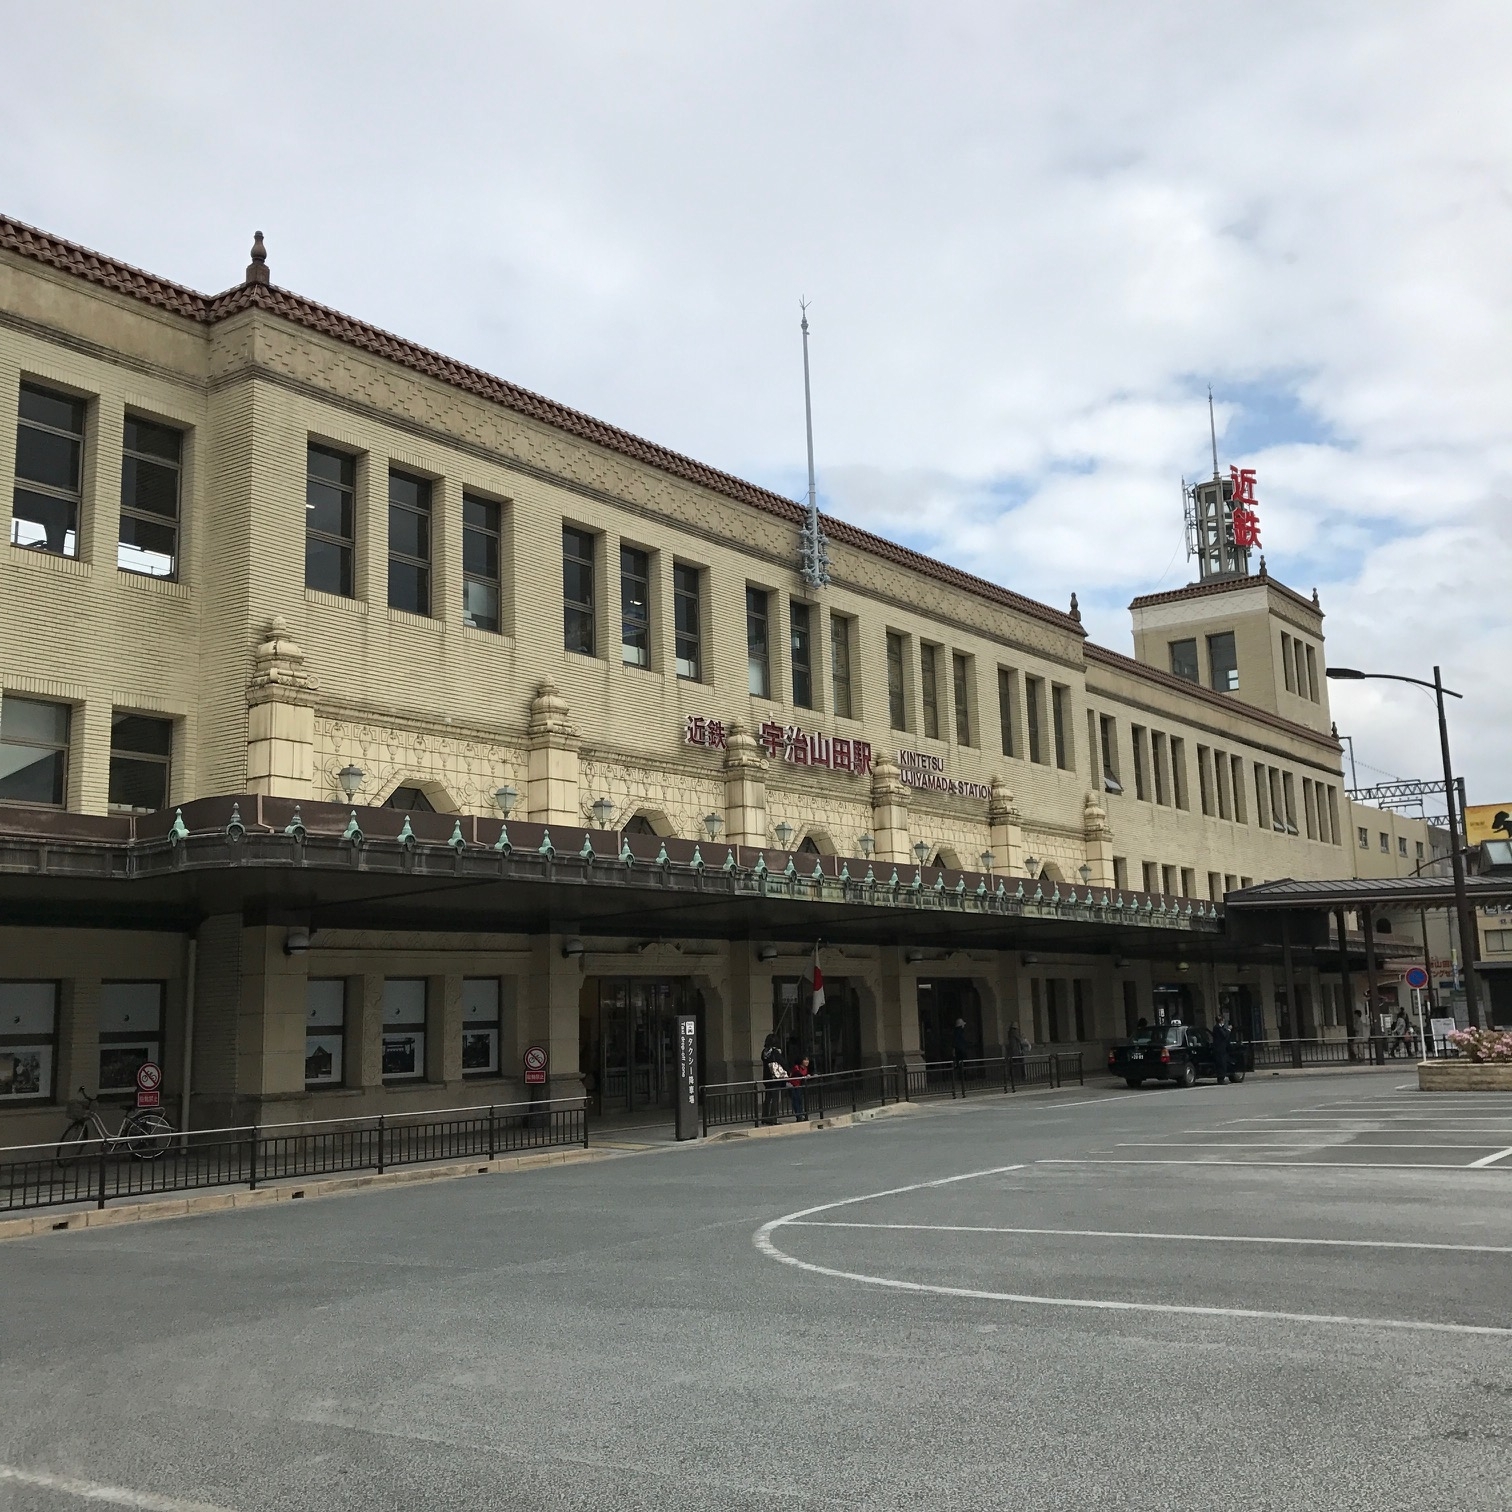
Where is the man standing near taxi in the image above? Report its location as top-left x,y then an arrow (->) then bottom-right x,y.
1211,1017 -> 1233,1085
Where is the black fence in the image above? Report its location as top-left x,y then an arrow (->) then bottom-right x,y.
1249,1036 -> 1424,1070
702,1051 -> 1085,1134
0,1098 -> 588,1217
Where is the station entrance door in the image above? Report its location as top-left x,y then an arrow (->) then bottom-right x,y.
917,979 -> 984,1062
582,977 -> 703,1113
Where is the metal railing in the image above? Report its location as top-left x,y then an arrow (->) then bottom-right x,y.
909,1052 -> 1083,1099
1249,1037 -> 1417,1069
0,1097 -> 588,1217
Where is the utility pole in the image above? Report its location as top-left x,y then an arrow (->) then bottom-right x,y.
1437,668 -> 1482,1028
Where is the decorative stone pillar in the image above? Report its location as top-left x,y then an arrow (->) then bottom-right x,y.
988,776 -> 1025,878
246,617 -> 317,797
526,679 -> 581,824
722,719 -> 769,846
871,756 -> 911,863
1082,791 -> 1115,887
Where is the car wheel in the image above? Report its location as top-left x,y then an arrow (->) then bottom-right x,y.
1125,1078 -> 1144,1089
1175,1063 -> 1196,1088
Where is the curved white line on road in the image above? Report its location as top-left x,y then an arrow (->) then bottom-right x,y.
0,1463 -> 237,1510
752,1167 -> 1512,1338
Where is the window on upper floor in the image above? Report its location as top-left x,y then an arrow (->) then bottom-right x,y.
563,527 -> 596,655
1398,836 -> 1408,858
1169,639 -> 1199,684
119,417 -> 182,578
887,632 -> 907,731
790,601 -> 814,708
1141,861 -> 1158,893
831,613 -> 854,719
1305,645 -> 1319,702
1379,832 -> 1390,854
1486,929 -> 1512,954
1281,632 -> 1295,692
13,383 -> 85,559
1358,826 -> 1369,849
620,545 -> 651,667
952,652 -> 972,746
997,668 -> 1017,757
305,443 -> 355,597
746,587 -> 771,698
673,564 -> 701,680
1170,737 -> 1189,810
108,712 -> 171,813
0,696 -> 70,807
384,786 -> 436,812
1416,841 -> 1425,862
1099,715 -> 1122,795
1131,725 -> 1148,800
1230,755 -> 1248,824
388,470 -> 431,616
1051,684 -> 1070,770
1208,630 -> 1239,693
1024,676 -> 1045,765
921,644 -> 941,740
1294,640 -> 1309,701
462,494 -> 502,633
1152,732 -> 1169,806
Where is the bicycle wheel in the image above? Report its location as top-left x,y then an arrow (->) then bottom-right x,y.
55,1120 -> 93,1163
121,1109 -> 174,1160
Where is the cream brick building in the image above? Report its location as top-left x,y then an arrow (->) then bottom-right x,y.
0,216 -> 1395,1143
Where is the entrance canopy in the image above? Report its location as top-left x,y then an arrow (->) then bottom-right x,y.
0,793 -> 1253,963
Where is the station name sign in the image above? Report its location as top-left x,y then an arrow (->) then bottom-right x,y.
685,716 -> 873,777
897,749 -> 991,801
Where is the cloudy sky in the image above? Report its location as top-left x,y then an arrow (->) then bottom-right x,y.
4,2 -> 1508,804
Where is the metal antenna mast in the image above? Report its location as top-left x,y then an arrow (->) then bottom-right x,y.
1208,385 -> 1220,478
798,299 -> 831,588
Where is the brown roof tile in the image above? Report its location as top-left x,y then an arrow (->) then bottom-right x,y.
3,212 -> 1082,637
1129,573 -> 1321,618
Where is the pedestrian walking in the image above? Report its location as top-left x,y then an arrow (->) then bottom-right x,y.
760,1033 -> 786,1126
1389,1009 -> 1410,1058
788,1054 -> 811,1121
1211,1017 -> 1233,1084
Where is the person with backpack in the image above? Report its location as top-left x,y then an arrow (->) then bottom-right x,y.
760,1034 -> 786,1125
788,1054 -> 811,1121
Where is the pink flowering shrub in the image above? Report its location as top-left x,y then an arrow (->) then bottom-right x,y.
1446,1028 -> 1512,1063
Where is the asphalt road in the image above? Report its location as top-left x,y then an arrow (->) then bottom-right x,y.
2,1070 -> 1510,1511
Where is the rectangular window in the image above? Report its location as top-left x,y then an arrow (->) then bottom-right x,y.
563,527 -> 596,654
1141,861 -> 1158,894
1305,645 -> 1319,702
1180,867 -> 1196,899
305,979 -> 346,1088
831,613 -> 854,718
1398,836 -> 1408,858
1112,856 -> 1128,890
1162,864 -> 1178,896
1131,726 -> 1148,800
1208,630 -> 1239,693
1486,930 -> 1512,954
97,981 -> 164,1094
1380,831 -> 1390,854
1240,876 -> 1253,889
387,470 -> 431,615
1416,841 -> 1425,862
461,494 -> 502,633
673,564 -> 702,679
0,981 -> 57,1101
1099,716 -> 1122,795
108,712 -> 172,812
1152,732 -> 1168,806
1225,874 -> 1238,894
461,978 -> 501,1077
790,602 -> 814,708
951,652 -> 972,745
1294,641 -> 1309,701
1169,639 -> 1199,684
0,696 -> 70,807
1248,765 -> 1266,829
620,545 -> 651,667
119,416 -> 182,578
1170,737 -> 1188,810
921,645 -> 941,740
887,632 -> 908,731
1208,871 -> 1223,903
1358,826 -> 1370,849
1326,786 -> 1341,845
746,587 -> 771,698
996,668 -> 1017,757
1303,778 -> 1317,840
1231,756 -> 1247,823
1214,749 -> 1231,820
305,443 -> 355,597
1025,676 -> 1045,764
1051,685 -> 1070,769
1281,632 -> 1296,692
1197,746 -> 1213,815
12,383 -> 84,558
382,978 -> 427,1081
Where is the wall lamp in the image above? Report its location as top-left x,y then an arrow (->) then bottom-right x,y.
562,938 -> 585,959
905,949 -> 927,965
284,926 -> 312,955
757,944 -> 778,962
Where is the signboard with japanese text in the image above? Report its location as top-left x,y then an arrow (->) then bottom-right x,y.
1465,804 -> 1512,846
135,1059 -> 162,1109
896,750 -> 991,801
1229,466 -> 1261,549
523,1045 -> 548,1085
685,716 -> 872,777
675,1014 -> 699,1141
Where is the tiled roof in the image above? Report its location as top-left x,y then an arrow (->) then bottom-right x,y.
2,213 -> 1080,636
1084,642 -> 1342,752
1130,572 -> 1322,618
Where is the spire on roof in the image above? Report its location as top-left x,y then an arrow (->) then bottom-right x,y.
1069,592 -> 1081,623
1312,586 -> 1320,607
1258,555 -> 1268,579
246,231 -> 269,287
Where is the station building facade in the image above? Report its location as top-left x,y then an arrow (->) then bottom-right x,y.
0,216 -> 1397,1143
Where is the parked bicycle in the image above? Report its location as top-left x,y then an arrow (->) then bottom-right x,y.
56,1087 -> 174,1162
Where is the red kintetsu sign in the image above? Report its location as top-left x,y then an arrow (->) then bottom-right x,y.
685,716 -> 872,777
1230,466 -> 1261,549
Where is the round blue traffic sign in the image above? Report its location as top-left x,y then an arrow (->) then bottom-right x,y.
1404,966 -> 1430,990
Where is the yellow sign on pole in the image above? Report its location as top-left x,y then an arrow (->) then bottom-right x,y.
1464,803 -> 1512,845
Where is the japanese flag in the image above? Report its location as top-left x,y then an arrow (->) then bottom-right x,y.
810,947 -> 825,1016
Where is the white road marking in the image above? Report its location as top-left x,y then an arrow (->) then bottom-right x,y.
1122,1142 -> 1510,1151
783,1220 -> 1512,1254
0,1464 -> 236,1510
1038,1157 -> 1512,1171
753,1170 -> 1512,1338
1468,1146 -> 1512,1169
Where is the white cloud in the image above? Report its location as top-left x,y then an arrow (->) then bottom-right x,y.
1,0 -> 1509,796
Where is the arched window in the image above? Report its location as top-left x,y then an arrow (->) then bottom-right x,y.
799,836 -> 822,856
624,815 -> 659,836
384,786 -> 436,813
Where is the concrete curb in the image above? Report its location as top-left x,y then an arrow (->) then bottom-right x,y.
0,1143 -> 610,1244
706,1101 -> 922,1141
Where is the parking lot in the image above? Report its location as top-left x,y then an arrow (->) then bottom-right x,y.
1,1070 -> 1509,1511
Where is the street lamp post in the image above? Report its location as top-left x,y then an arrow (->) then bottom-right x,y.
1326,664 -> 1481,1029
